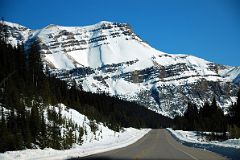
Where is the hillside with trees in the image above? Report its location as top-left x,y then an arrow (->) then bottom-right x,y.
173,91 -> 240,139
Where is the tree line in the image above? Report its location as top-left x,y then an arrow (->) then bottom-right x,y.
173,91 -> 240,139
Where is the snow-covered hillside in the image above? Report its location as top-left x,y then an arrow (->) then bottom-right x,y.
1,21 -> 240,117
0,104 -> 150,160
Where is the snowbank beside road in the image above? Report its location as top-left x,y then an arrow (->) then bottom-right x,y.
167,128 -> 240,149
0,128 -> 150,160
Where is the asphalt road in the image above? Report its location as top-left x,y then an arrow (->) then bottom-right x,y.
71,129 -> 226,160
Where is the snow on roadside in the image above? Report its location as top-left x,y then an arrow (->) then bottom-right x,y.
0,128 -> 149,160
0,104 -> 150,160
167,128 -> 240,149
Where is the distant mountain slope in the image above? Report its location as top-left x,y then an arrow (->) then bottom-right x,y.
1,21 -> 240,117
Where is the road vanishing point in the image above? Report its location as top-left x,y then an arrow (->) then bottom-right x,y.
71,129 -> 226,160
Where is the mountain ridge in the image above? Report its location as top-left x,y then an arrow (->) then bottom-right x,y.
1,20 -> 240,117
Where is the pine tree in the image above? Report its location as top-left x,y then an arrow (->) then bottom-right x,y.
0,106 -> 7,152
23,112 -> 32,148
39,77 -> 51,104
228,89 -> 240,138
39,112 -> 47,149
65,128 -> 74,148
199,102 -> 211,118
184,102 -> 198,130
89,120 -> 98,135
78,126 -> 84,145
235,89 -> 240,127
211,97 -> 226,132
30,104 -> 40,143
27,43 -> 43,89
0,106 -> 6,128
50,120 -> 62,149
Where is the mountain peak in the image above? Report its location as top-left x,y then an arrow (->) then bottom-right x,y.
44,24 -> 58,29
95,21 -> 129,27
96,20 -> 114,25
82,21 -> 131,32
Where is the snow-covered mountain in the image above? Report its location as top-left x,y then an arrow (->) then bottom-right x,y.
2,21 -> 240,117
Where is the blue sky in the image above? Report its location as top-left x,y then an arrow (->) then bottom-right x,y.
1,0 -> 240,66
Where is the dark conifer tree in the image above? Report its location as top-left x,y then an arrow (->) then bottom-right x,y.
23,111 -> 32,148
30,104 -> 40,142
50,121 -> 62,149
27,43 -> 43,89
39,112 -> 47,149
227,88 -> 240,138
235,89 -> 240,127
184,102 -> 198,130
78,126 -> 84,144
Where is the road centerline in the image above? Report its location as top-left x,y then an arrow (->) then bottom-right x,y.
164,130 -> 199,160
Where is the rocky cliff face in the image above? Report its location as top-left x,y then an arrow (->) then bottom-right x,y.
1,21 -> 240,117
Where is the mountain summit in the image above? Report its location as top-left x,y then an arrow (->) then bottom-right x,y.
2,21 -> 240,117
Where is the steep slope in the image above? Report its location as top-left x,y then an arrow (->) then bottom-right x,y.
29,21 -> 164,69
1,21 -> 240,117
